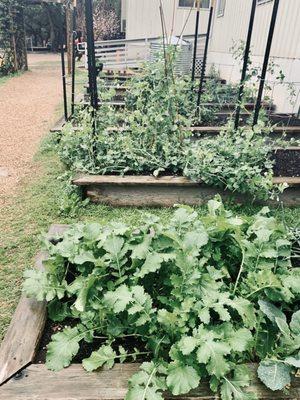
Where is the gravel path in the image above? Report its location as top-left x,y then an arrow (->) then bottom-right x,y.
0,53 -> 62,205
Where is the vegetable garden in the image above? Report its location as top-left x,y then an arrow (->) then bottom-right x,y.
0,0 -> 300,399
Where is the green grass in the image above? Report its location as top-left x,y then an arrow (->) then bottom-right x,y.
0,71 -> 22,86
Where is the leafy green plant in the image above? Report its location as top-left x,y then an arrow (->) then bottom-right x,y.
23,198 -> 299,399
184,122 -> 288,200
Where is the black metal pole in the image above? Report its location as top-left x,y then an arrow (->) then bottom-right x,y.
234,0 -> 257,129
253,0 -> 280,126
85,0 -> 98,111
71,6 -> 77,115
60,8 -> 68,121
191,0 -> 200,81
196,2 -> 214,109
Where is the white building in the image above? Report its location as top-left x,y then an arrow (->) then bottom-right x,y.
208,0 -> 300,113
121,0 -> 210,39
121,0 -> 300,113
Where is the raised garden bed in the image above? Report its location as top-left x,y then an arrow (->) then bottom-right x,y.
1,224 -> 299,400
72,175 -> 300,207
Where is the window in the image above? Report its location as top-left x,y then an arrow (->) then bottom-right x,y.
217,0 -> 226,16
121,19 -> 126,33
178,0 -> 210,8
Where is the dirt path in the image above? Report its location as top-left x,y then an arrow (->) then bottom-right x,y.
0,53 -> 62,205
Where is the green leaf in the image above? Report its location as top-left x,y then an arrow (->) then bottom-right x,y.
23,269 -> 66,302
103,236 -> 125,256
48,299 -> 70,322
131,236 -> 151,260
220,365 -> 256,400
258,300 -> 286,323
136,252 -> 164,278
166,364 -> 200,395
290,310 -> 300,335
227,328 -> 252,352
197,336 -> 231,378
82,345 -> 116,371
178,336 -> 199,355
73,250 -> 96,265
275,317 -> 291,337
182,228 -> 208,251
257,360 -> 291,391
126,362 -> 166,400
285,353 -> 300,368
46,327 -> 82,371
104,284 -> 132,313
74,275 -> 96,312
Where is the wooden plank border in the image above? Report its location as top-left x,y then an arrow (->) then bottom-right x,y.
0,364 -> 299,400
0,225 -> 68,386
72,175 -> 300,207
50,116 -> 66,133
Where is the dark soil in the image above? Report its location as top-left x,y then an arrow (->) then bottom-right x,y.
34,318 -> 148,364
272,149 -> 300,177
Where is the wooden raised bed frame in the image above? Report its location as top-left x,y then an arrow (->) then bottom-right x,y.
0,224 -> 299,400
73,175 -> 300,207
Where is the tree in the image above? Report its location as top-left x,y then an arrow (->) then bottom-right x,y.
0,0 -> 27,75
24,3 -> 63,51
76,0 -> 121,41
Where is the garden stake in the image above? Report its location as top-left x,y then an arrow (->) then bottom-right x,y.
71,4 -> 77,116
85,0 -> 99,112
191,0 -> 200,82
196,0 -> 215,109
60,9 -> 68,121
234,0 -> 257,130
159,2 -> 168,78
253,0 -> 280,126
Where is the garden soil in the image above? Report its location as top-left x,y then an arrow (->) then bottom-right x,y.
0,53 -> 62,205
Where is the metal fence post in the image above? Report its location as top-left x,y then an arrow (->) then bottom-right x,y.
60,6 -> 68,121
253,0 -> 280,126
191,0 -> 201,81
71,5 -> 77,116
196,0 -> 215,108
234,0 -> 257,129
85,0 -> 99,111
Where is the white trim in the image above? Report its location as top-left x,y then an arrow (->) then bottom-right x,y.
217,0 -> 226,17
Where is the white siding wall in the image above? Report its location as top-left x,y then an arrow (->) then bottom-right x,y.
208,0 -> 300,113
124,0 -> 210,39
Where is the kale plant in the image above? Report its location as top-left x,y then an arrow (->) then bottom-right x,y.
23,198 -> 300,399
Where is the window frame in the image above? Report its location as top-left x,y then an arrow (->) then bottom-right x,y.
217,0 -> 226,17
178,0 -> 210,9
257,0 -> 273,5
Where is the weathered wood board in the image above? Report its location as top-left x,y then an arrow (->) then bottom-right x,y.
0,363 -> 299,400
0,252 -> 47,385
50,116 -> 66,133
0,225 -> 68,386
73,175 -> 300,207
